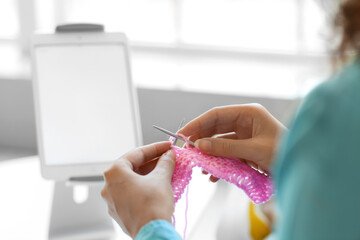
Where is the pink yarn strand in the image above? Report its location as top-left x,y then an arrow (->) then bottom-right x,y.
183,184 -> 190,240
172,214 -> 176,228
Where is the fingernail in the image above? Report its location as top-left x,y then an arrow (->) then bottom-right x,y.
195,140 -> 211,153
165,149 -> 175,158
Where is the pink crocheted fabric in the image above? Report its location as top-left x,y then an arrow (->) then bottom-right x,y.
170,142 -> 273,204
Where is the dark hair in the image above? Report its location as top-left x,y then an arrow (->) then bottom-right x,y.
334,0 -> 360,63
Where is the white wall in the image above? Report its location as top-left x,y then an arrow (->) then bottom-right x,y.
0,79 -> 37,159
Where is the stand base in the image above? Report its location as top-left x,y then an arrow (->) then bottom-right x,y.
49,181 -> 115,240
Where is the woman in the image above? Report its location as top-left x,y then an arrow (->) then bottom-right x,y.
101,0 -> 360,239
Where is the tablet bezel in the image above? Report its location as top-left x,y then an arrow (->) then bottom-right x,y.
31,32 -> 142,181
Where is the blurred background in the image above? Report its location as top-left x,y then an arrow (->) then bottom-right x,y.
1,0 -> 330,96
0,1 -> 333,239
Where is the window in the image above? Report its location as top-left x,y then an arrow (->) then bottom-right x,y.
34,0 -> 327,54
2,0 -> 331,97
0,0 -> 19,39
181,0 -> 326,53
0,0 -> 26,77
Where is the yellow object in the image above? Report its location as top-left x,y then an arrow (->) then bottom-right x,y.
248,202 -> 271,240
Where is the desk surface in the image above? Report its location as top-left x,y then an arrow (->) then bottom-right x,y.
0,156 -> 220,240
0,156 -> 53,240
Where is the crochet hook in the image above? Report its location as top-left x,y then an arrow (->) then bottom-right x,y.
153,125 -> 195,147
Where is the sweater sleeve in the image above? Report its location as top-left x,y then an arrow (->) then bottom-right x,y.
135,220 -> 182,240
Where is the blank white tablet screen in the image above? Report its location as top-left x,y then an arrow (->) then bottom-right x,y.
34,44 -> 137,165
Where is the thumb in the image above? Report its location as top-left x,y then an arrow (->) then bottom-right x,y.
152,149 -> 176,181
195,138 -> 256,162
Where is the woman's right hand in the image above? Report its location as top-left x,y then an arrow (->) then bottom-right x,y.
178,104 -> 286,172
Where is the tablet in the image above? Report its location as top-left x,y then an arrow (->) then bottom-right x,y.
32,32 -> 142,181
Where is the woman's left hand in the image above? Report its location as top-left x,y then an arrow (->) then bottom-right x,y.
101,142 -> 176,238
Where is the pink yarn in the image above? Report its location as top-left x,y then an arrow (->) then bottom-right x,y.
170,137 -> 273,205
183,185 -> 189,240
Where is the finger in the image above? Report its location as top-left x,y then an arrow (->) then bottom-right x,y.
103,159 -> 132,182
135,158 -> 159,175
194,137 -> 258,162
151,150 -> 176,181
122,142 -> 171,170
101,185 -> 115,206
101,186 -> 108,200
179,105 -> 256,141
189,135 -> 199,143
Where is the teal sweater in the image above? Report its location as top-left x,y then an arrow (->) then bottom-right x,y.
135,220 -> 181,240
136,59 -> 360,240
273,59 -> 360,239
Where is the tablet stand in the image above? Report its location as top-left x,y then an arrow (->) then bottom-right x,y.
49,181 -> 115,240
47,23 -> 115,240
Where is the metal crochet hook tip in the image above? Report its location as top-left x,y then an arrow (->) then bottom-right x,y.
153,125 -> 195,146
